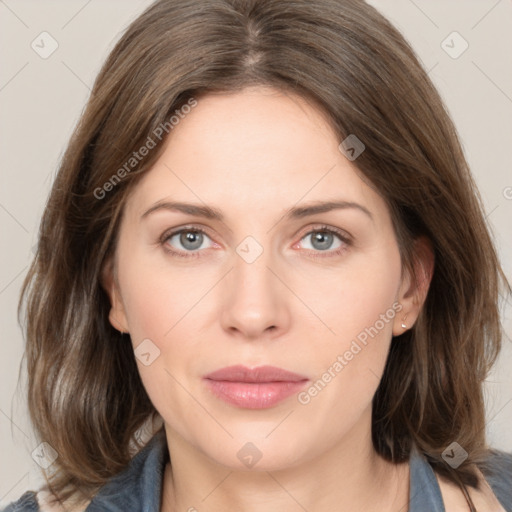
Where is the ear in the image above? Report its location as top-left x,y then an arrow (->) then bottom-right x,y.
100,256 -> 130,334
392,236 -> 434,336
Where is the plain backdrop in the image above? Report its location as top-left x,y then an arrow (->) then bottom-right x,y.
1,0 -> 511,506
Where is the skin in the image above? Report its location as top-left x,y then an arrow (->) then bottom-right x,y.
103,86 -> 443,512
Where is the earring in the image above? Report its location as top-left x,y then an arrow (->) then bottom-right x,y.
401,315 -> 408,329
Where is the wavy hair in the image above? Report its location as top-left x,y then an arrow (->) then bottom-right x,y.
18,0 -> 509,507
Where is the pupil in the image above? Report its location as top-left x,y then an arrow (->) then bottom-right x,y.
181,231 -> 202,250
313,232 -> 332,250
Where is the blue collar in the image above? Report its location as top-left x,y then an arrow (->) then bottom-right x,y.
86,429 -> 168,512
408,445 -> 445,511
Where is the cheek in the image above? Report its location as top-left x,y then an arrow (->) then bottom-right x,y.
116,257 -> 208,417
293,245 -> 402,346
294,246 -> 402,404
117,249 -> 214,343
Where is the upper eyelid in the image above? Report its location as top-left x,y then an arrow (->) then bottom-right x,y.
161,224 -> 215,243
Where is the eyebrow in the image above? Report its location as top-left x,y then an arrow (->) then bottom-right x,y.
140,199 -> 373,222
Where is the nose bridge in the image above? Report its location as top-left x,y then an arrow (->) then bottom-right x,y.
219,234 -> 289,338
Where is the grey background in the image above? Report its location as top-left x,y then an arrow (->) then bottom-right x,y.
1,0 -> 511,506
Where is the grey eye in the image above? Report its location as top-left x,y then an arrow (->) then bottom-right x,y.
167,230 -> 211,251
300,231 -> 343,251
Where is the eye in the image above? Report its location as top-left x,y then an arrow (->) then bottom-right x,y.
295,225 -> 351,257
160,227 -> 215,258
159,224 -> 351,259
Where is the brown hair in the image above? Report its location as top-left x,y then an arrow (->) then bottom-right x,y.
18,0 -> 509,507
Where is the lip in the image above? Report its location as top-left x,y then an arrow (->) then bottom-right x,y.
203,365 -> 309,409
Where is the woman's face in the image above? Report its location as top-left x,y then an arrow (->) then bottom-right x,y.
106,86 -> 418,470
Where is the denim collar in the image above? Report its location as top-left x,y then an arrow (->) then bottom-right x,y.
86,428 -> 168,512
408,445 -> 445,511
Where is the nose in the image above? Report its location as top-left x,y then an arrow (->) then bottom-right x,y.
219,245 -> 291,341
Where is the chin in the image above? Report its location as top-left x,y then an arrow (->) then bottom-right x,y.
192,429 -> 315,473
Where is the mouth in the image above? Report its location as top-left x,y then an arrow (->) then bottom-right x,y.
203,365 -> 309,409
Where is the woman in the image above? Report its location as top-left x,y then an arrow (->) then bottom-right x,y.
3,0 -> 511,511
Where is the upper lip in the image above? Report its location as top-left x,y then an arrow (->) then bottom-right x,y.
204,365 -> 308,383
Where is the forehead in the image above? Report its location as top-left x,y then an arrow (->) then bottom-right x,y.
124,87 -> 387,225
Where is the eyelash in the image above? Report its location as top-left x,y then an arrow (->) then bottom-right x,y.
159,224 -> 352,260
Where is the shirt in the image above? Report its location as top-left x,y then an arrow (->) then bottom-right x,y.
2,429 -> 511,511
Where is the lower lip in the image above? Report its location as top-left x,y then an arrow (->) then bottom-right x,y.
204,380 -> 308,409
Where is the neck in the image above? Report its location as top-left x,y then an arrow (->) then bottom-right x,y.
160,410 -> 410,512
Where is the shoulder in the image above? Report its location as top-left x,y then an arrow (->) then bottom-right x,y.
436,449 -> 512,512
2,427 -> 167,512
36,489 -> 89,512
1,491 -> 39,512
1,489 -> 89,512
478,449 -> 512,512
